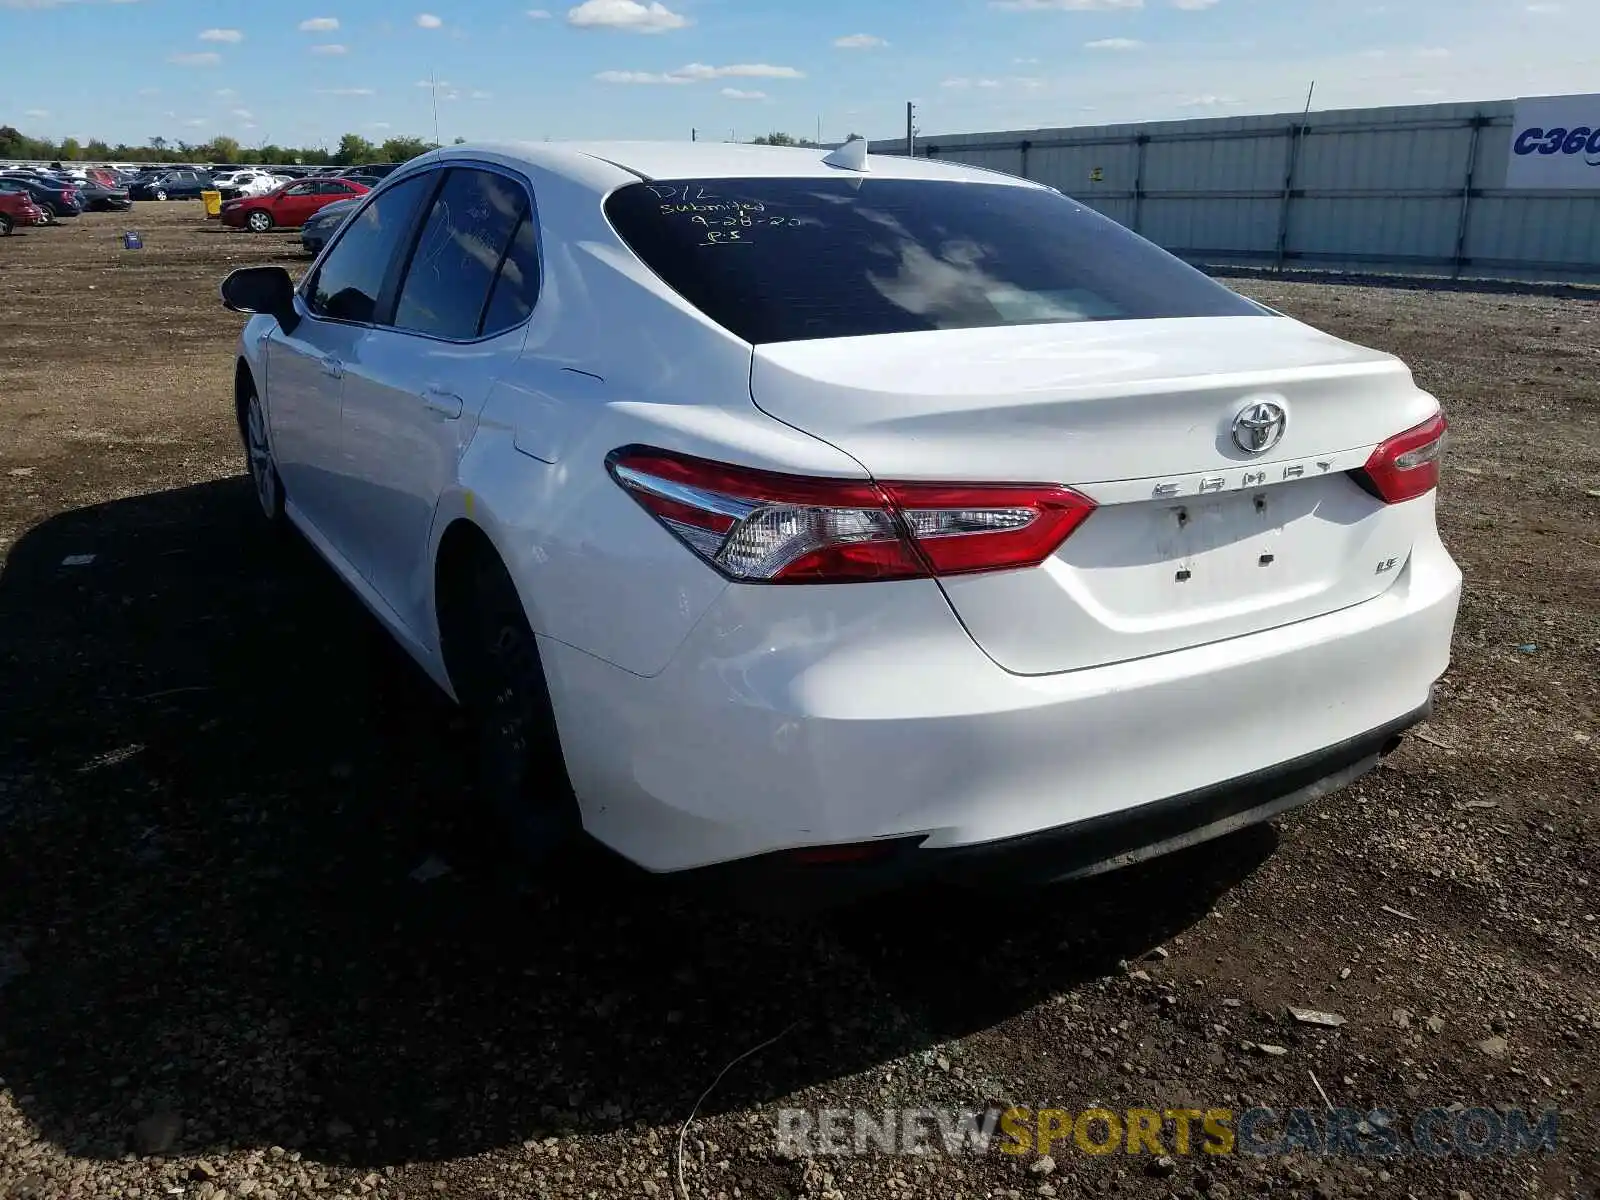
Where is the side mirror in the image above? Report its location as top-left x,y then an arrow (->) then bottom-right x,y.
220,265 -> 300,335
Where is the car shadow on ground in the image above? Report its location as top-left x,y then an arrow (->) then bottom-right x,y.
0,478 -> 1274,1167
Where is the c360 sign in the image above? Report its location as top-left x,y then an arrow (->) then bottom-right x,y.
1506,94 -> 1600,189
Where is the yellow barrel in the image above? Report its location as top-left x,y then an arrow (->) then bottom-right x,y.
201,189 -> 222,217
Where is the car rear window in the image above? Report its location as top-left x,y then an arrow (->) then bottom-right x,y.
603,176 -> 1265,344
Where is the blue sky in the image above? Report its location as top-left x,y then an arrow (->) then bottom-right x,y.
2,0 -> 1595,150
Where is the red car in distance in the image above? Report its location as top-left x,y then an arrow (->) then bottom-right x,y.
0,188 -> 50,234
220,177 -> 370,232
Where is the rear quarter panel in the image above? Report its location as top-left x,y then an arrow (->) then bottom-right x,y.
437,160 -> 868,678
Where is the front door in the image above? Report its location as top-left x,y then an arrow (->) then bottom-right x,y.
336,165 -> 540,636
263,307 -> 363,549
272,181 -> 322,226
271,171 -> 437,563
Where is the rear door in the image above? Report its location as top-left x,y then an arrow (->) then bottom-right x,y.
336,165 -> 540,634
607,175 -> 1445,675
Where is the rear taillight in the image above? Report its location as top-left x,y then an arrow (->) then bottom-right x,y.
1358,411 -> 1447,504
607,446 -> 1095,584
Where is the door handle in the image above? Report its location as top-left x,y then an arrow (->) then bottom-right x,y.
320,355 -> 344,380
421,385 -> 464,420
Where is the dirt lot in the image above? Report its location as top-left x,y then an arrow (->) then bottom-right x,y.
0,203 -> 1596,1200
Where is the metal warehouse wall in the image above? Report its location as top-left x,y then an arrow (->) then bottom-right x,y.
869,100 -> 1600,284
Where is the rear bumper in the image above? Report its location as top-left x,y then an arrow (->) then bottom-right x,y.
692,700 -> 1426,910
541,531 -> 1461,886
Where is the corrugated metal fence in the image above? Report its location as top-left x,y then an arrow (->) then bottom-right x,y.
869,100 -> 1600,284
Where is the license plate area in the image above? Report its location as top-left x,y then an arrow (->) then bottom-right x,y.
1059,479 -> 1350,624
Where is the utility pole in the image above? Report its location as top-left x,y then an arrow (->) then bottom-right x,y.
906,101 -> 916,157
691,127 -> 697,142
816,114 -> 822,146
431,72 -> 441,148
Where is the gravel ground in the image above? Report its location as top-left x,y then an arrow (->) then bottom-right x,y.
0,205 -> 1596,1200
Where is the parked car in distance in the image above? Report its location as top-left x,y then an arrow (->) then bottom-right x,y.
71,180 -> 133,212
0,174 -> 82,217
129,169 -> 215,200
0,189 -> 50,234
220,143 -> 1462,909
298,194 -> 361,255
354,162 -> 405,179
214,170 -> 288,202
220,177 -> 369,231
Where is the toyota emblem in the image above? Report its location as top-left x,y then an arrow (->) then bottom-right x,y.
1231,401 -> 1287,455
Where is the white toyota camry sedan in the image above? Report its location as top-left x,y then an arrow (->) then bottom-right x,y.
222,140 -> 1461,906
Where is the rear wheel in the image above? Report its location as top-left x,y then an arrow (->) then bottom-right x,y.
0,214 -> 12,237
445,550 -> 581,870
246,210 -> 273,233
155,189 -> 168,201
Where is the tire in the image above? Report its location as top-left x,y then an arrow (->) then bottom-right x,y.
155,189 -> 168,201
246,210 -> 273,233
447,551 -> 581,869
242,385 -> 286,527
0,215 -> 12,237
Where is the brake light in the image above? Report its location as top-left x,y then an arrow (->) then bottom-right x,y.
607,446 -> 1095,584
1359,411 -> 1447,504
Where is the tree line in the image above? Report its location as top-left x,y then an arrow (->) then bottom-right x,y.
0,127 -> 451,165
0,124 -> 864,165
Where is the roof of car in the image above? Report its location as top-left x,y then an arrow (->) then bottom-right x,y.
431,140 -> 1046,194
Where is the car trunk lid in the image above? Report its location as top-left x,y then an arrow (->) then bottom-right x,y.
750,315 -> 1443,675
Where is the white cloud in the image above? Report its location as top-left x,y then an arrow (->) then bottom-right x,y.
1415,46 -> 1450,57
311,42 -> 347,53
231,107 -> 253,119
415,12 -> 442,27
298,16 -> 339,30
1171,0 -> 1217,7
977,78 -> 1002,87
168,51 -> 222,65
318,87 -> 377,95
183,118 -> 206,127
1179,93 -> 1240,106
214,87 -> 238,98
527,6 -> 551,14
595,69 -> 693,83
1526,2 -> 1562,10
136,87 -> 160,96
370,122 -> 392,130
833,33 -> 885,49
567,0 -> 688,33
470,89 -> 492,99
23,108 -> 48,118
941,77 -> 971,88
991,0 -> 1141,9
720,87 -> 766,99
1013,56 -> 1040,64
199,27 -> 242,42
686,62 -> 803,78
416,78 -> 452,87
1085,36 -> 1143,48
596,61 -> 803,84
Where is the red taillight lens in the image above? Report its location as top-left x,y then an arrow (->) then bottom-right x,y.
1359,411 -> 1447,504
607,446 -> 1095,584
